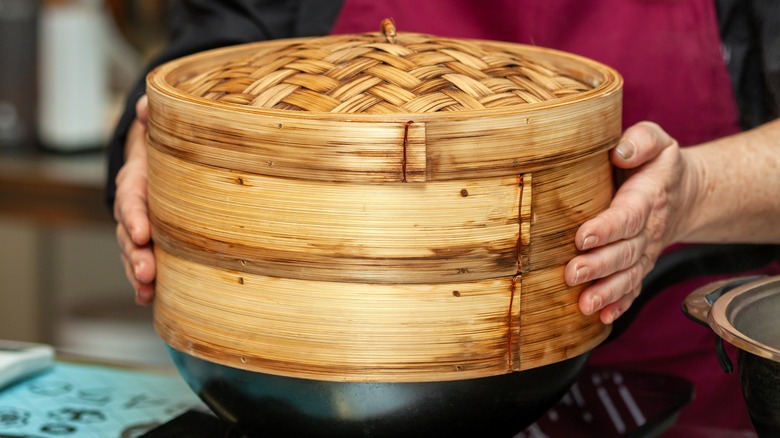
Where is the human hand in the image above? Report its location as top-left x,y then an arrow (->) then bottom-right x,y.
114,95 -> 156,305
565,122 -> 694,324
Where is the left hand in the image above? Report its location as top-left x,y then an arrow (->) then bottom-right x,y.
114,95 -> 156,305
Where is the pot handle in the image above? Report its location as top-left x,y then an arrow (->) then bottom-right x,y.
681,275 -> 766,373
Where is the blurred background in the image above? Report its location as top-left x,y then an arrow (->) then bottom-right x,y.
0,0 -> 174,366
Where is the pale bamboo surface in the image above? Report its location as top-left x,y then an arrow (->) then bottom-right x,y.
519,266 -> 610,366
527,152 -> 614,270
147,28 -> 621,382
149,153 -> 611,380
154,249 -> 608,381
148,144 -> 520,284
154,246 -> 521,382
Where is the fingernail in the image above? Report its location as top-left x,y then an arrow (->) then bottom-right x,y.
615,141 -> 635,161
134,262 -> 144,280
574,266 -> 589,284
581,235 -> 597,250
588,294 -> 602,314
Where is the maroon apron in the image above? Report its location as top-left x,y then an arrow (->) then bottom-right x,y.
333,1 -> 755,435
331,0 -> 740,146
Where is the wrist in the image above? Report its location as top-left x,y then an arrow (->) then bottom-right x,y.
673,147 -> 706,244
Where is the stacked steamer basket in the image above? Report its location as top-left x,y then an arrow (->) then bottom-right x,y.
145,20 -> 622,436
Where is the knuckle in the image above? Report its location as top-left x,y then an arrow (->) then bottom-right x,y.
623,263 -> 643,291
626,201 -> 648,234
639,254 -> 655,275
114,201 -> 126,223
601,279 -> 625,305
609,202 -> 644,239
115,224 -> 126,249
627,122 -> 656,146
620,239 -> 638,269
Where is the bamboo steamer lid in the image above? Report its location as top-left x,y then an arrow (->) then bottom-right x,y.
146,20 -> 622,383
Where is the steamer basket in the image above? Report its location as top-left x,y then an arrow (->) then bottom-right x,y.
146,21 -> 622,384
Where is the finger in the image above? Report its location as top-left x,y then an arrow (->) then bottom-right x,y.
119,244 -> 156,306
124,119 -> 149,163
598,284 -> 642,324
135,95 -> 149,127
120,250 -> 142,292
611,121 -> 676,170
565,233 -> 647,286
116,222 -> 131,260
121,252 -> 155,306
129,245 -> 156,285
115,191 -> 151,246
114,160 -> 150,245
574,188 -> 652,251
577,256 -> 650,316
116,223 -> 156,285
135,283 -> 156,306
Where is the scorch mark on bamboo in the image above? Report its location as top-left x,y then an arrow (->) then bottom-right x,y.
508,173 -> 529,371
508,274 -> 518,371
401,120 -> 414,182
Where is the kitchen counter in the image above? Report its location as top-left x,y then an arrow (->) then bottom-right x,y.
0,150 -> 112,225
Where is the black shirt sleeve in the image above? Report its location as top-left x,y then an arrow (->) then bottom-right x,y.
105,0 -> 344,211
752,0 -> 780,112
716,0 -> 780,130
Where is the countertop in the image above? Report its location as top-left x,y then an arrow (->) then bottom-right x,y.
0,150 -> 112,225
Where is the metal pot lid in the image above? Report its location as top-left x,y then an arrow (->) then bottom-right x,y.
707,276 -> 780,362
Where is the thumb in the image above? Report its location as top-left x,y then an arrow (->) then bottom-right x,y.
612,121 -> 677,170
135,94 -> 149,127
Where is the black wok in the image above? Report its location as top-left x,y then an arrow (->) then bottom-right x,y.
167,346 -> 588,437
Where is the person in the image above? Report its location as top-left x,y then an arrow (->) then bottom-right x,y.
107,1 -> 780,435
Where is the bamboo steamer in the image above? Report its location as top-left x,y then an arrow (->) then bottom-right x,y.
146,21 -> 622,384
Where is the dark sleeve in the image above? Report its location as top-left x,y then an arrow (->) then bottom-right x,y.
716,0 -> 780,130
105,0 -> 344,211
752,0 -> 780,112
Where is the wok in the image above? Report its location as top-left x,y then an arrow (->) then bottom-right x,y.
167,346 -> 587,437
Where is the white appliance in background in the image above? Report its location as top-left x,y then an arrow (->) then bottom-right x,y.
38,0 -> 109,152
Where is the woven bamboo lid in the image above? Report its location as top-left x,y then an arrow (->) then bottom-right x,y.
146,20 -> 622,183
176,20 -> 595,113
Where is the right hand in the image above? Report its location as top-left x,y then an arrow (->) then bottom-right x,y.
114,95 -> 156,305
565,121 -> 692,324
